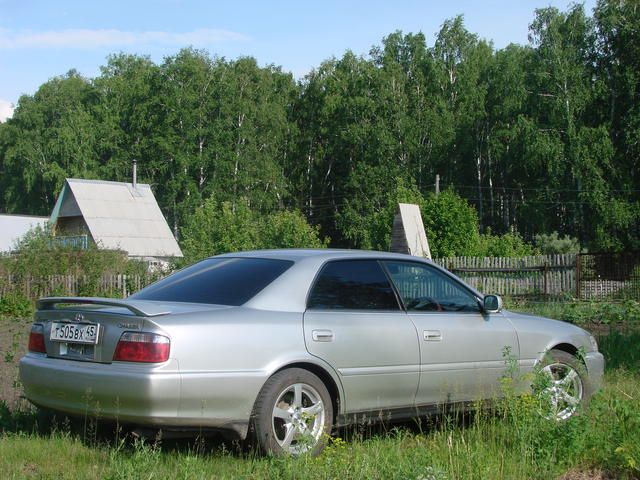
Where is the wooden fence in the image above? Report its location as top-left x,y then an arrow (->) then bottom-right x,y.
433,254 -> 578,298
433,252 -> 640,300
0,274 -> 153,300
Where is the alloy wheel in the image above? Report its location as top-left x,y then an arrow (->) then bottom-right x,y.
271,382 -> 326,454
539,362 -> 584,420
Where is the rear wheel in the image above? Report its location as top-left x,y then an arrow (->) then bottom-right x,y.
537,349 -> 591,421
250,368 -> 333,456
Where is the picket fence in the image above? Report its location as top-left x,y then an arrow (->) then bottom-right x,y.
433,253 -> 578,298
0,274 -> 151,300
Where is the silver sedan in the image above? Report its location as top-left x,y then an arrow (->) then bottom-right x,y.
20,249 -> 604,455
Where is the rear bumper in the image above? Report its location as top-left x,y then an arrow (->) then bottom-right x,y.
20,354 -> 181,424
19,353 -> 260,438
584,351 -> 605,393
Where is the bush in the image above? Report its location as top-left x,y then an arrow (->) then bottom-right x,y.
474,230 -> 536,257
421,190 -> 481,258
2,225 -> 147,279
0,225 -> 151,315
179,198 -> 329,264
0,294 -> 33,318
534,231 -> 581,254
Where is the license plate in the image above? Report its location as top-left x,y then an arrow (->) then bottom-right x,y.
50,323 -> 100,344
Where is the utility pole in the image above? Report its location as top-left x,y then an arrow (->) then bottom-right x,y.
132,159 -> 137,189
435,174 -> 440,197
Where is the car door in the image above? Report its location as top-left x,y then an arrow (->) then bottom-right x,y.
303,259 -> 420,413
383,260 -> 519,405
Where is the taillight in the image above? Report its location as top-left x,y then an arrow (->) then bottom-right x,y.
113,332 -> 170,363
28,324 -> 46,353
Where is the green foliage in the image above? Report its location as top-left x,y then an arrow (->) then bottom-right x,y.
507,298 -> 640,328
179,201 -> 255,263
0,294 -> 33,319
2,225 -> 146,279
179,197 -> 328,264
338,176 -> 425,251
533,231 -> 581,254
260,210 -> 328,250
598,331 -> 640,371
474,231 -> 536,257
421,190 -> 480,258
0,226 -> 150,314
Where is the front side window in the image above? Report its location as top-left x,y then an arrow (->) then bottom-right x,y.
307,260 -> 400,310
384,261 -> 481,313
130,257 -> 293,306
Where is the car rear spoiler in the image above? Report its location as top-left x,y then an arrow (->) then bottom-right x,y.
36,297 -> 170,317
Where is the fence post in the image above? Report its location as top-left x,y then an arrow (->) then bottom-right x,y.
543,262 -> 549,297
575,254 -> 581,299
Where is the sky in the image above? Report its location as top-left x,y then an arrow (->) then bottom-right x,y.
0,0 -> 597,122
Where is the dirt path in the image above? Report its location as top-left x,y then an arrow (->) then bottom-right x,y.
0,318 -> 30,407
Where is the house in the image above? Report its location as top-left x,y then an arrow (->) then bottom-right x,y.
0,214 -> 49,253
50,178 -> 183,266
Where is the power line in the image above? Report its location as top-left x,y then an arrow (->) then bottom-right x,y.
292,183 -> 639,202
449,184 -> 640,194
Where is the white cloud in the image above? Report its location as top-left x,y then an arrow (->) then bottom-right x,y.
0,99 -> 14,122
0,28 -> 249,49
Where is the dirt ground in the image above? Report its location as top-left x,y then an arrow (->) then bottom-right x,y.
0,318 -> 31,407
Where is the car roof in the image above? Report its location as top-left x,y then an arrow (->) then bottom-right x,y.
214,248 -> 434,263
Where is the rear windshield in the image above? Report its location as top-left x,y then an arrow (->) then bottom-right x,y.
130,257 -> 293,306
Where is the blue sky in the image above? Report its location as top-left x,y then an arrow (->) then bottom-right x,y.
0,0 -> 596,121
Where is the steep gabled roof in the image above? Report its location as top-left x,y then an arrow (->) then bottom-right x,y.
51,178 -> 183,258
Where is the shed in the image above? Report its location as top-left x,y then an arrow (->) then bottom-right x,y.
0,214 -> 49,253
50,178 -> 182,264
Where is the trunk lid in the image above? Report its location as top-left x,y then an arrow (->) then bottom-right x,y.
33,297 -> 227,363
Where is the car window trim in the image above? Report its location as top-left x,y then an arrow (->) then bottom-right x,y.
378,260 -> 408,312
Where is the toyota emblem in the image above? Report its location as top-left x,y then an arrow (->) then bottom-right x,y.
74,313 -> 84,322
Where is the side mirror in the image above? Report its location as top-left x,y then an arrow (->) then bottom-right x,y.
483,294 -> 503,313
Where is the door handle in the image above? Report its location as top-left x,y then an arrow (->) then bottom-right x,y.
423,330 -> 442,341
312,330 -> 334,342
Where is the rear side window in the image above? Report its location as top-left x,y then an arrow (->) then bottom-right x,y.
130,258 -> 293,306
307,260 -> 400,310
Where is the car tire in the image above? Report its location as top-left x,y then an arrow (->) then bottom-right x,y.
249,368 -> 333,456
537,349 -> 593,421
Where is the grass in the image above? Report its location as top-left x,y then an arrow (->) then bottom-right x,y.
1,306 -> 639,479
506,298 -> 640,329
1,370 -> 639,479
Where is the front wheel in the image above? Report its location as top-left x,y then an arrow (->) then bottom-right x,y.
249,368 -> 333,456
536,349 -> 592,421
